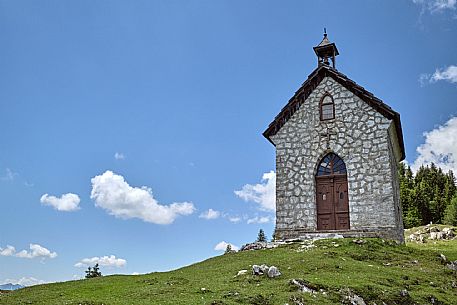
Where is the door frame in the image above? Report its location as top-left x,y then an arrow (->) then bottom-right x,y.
315,173 -> 350,231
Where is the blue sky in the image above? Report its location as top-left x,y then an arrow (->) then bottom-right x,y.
1,1 -> 457,286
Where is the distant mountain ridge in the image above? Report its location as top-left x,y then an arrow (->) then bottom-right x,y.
0,283 -> 24,291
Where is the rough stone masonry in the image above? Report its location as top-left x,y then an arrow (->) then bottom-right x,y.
263,35 -> 405,243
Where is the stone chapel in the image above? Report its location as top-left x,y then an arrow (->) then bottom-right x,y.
263,34 -> 405,242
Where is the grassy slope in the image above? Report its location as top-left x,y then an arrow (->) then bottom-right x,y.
1,236 -> 457,305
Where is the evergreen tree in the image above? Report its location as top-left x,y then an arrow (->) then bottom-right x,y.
403,205 -> 422,228
85,263 -> 102,279
256,229 -> 267,242
224,244 -> 232,254
399,163 -> 456,227
444,196 -> 457,226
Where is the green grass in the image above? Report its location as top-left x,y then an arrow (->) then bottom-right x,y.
2,236 -> 457,305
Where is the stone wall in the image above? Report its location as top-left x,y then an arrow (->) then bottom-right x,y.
270,77 -> 404,242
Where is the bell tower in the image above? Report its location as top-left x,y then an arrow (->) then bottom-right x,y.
313,29 -> 339,69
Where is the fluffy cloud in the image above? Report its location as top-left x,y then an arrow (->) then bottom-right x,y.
0,245 -> 16,256
40,193 -> 80,212
214,241 -> 239,252
235,171 -> 276,211
1,244 -> 57,259
413,0 -> 456,12
15,244 -> 57,259
430,65 -> 457,84
1,277 -> 46,287
199,209 -> 220,220
420,65 -> 457,86
74,255 -> 126,268
90,171 -> 195,225
114,152 -> 125,160
412,116 -> 457,173
247,216 -> 272,224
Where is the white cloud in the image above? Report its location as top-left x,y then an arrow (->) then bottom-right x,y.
1,277 -> 46,287
1,244 -> 57,259
235,171 -> 276,211
412,116 -> 457,173
199,208 -> 220,220
0,245 -> 16,256
90,171 -> 195,225
214,241 -> 239,252
1,168 -> 18,181
413,0 -> 456,12
114,152 -> 125,160
228,216 -> 242,223
74,255 -> 127,268
430,65 -> 457,83
40,193 -> 81,212
15,244 -> 57,259
420,66 -> 457,85
247,216 -> 272,224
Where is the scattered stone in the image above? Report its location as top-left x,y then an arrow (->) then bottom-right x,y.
352,239 -> 366,245
289,295 -> 305,305
240,242 -> 280,251
446,261 -> 457,271
407,226 -> 456,243
340,288 -> 366,305
289,279 -> 316,294
252,264 -> 275,277
438,253 -> 447,264
252,265 -> 263,276
443,227 -> 455,238
400,289 -> 409,297
429,226 -> 440,233
235,270 -> 247,277
267,266 -> 281,278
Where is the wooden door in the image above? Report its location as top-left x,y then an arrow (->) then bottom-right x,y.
316,175 -> 349,230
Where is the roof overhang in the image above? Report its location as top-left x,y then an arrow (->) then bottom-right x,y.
263,65 -> 405,161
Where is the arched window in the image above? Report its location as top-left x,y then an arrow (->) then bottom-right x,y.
316,153 -> 346,176
320,94 -> 335,121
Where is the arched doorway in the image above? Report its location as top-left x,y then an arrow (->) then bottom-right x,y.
315,153 -> 350,230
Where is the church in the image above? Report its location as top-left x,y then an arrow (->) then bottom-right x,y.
264,33 -> 405,242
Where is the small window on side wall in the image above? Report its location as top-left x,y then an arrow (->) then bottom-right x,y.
320,94 -> 335,121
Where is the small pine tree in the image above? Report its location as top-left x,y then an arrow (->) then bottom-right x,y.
224,244 -> 232,254
256,229 -> 267,243
85,263 -> 102,279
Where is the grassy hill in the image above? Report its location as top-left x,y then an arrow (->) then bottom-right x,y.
2,230 -> 457,304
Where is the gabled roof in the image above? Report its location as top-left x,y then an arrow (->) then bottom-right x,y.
263,65 -> 405,161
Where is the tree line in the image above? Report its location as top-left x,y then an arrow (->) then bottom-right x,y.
399,162 -> 457,228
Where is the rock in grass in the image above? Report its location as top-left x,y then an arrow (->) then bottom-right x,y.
267,266 -> 281,278
289,279 -> 315,294
340,288 -> 366,305
236,270 -> 247,277
252,265 -> 264,275
446,261 -> 457,271
400,289 -> 409,297
439,253 -> 447,264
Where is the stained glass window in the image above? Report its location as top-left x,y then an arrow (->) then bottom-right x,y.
316,153 -> 347,176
